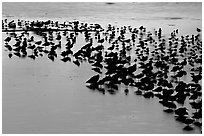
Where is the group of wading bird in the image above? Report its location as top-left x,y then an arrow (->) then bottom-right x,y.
3,19 -> 202,132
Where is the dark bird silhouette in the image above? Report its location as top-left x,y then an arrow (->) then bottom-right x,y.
14,52 -> 21,57
175,92 -> 187,105
134,72 -> 144,79
124,89 -> 129,95
183,125 -> 194,131
92,61 -> 103,69
190,100 -> 202,110
152,86 -> 163,94
162,101 -> 177,109
193,121 -> 202,127
192,109 -> 202,120
134,90 -> 143,95
4,37 -> 11,43
4,44 -> 12,51
35,41 -> 42,45
175,70 -> 187,78
92,67 -> 102,74
86,74 -> 100,84
197,28 -> 201,32
48,54 -> 55,61
143,91 -> 154,98
127,64 -> 137,75
175,115 -> 187,123
61,56 -> 71,62
107,45 -> 115,50
190,73 -> 202,83
175,107 -> 188,117
61,50 -> 69,57
7,52 -> 13,58
56,34 -> 62,40
28,36 -> 34,42
73,59 -> 80,67
182,118 -> 194,131
27,44 -> 36,50
28,54 -> 36,60
189,92 -> 199,101
98,38 -> 105,44
171,65 -> 182,73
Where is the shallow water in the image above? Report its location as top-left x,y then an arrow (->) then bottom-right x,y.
2,52 -> 201,134
2,2 -> 202,35
2,2 -> 202,134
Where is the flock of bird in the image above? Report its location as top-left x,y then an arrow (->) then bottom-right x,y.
3,18 -> 202,132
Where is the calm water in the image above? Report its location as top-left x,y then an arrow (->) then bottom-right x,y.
2,2 -> 202,34
2,2 -> 202,134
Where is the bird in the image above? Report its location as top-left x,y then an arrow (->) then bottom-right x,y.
92,67 -> 102,74
193,121 -> 202,127
162,101 -> 177,109
27,54 -> 36,60
98,38 -> 105,44
13,52 -> 21,57
4,44 -> 12,51
171,65 -> 182,73
56,34 -> 62,40
48,54 -> 55,61
73,59 -> 80,67
189,93 -> 199,101
143,91 -> 154,98
35,41 -> 42,45
190,73 -> 202,83
61,56 -> 71,62
127,64 -> 137,74
183,125 -> 194,131
28,36 -> 34,42
92,62 -> 103,69
27,44 -> 36,50
189,100 -> 202,110
163,108 -> 174,113
175,70 -> 187,79
107,45 -> 115,50
4,37 -> 11,43
86,74 -> 100,84
196,28 -> 201,32
182,118 -> 194,131
134,72 -> 144,79
124,89 -> 129,95
174,107 -> 188,117
152,86 -> 163,94
192,110 -> 202,120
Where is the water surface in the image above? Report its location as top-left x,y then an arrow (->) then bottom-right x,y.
2,2 -> 202,134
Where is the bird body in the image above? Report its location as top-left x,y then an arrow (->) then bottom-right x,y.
86,74 -> 100,84
4,37 -> 11,43
124,89 -> 129,95
35,41 -> 42,45
73,60 -> 80,67
175,107 -> 188,116
134,90 -> 143,95
143,91 -> 154,98
92,67 -> 102,74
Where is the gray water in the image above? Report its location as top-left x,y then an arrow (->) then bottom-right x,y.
2,2 -> 202,134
